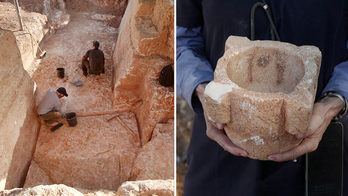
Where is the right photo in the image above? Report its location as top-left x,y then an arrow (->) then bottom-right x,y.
176,1 -> 348,196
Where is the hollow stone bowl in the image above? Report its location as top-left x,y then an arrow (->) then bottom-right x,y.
204,36 -> 321,160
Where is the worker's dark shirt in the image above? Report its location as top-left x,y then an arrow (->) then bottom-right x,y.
84,48 -> 105,74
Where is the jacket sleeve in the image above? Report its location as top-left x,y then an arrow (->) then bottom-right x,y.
322,40 -> 348,121
176,26 -> 214,114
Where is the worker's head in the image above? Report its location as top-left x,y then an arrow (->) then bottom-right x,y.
57,87 -> 68,98
93,41 -> 100,49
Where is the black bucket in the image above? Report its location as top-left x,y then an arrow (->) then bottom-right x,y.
65,112 -> 77,127
57,68 -> 65,78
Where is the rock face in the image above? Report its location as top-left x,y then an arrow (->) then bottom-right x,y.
0,0 -> 174,192
113,0 -> 174,145
0,2 -> 49,70
130,120 -> 174,181
0,184 -> 92,196
13,0 -> 127,29
17,0 -> 128,15
204,36 -> 321,160
115,180 -> 174,196
0,29 -> 41,189
24,112 -> 140,190
0,180 -> 174,196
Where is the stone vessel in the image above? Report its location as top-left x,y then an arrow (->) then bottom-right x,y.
204,36 -> 321,160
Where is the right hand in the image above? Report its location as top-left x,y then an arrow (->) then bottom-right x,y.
196,83 -> 248,157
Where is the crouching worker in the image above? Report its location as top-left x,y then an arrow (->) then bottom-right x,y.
37,87 -> 68,126
81,40 -> 105,76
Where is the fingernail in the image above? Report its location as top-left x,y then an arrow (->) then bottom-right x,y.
240,153 -> 247,157
296,134 -> 303,139
216,123 -> 224,129
268,156 -> 275,161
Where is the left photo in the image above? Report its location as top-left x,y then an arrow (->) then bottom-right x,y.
0,0 -> 174,195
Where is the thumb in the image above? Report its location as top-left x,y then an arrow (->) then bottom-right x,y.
216,123 -> 225,129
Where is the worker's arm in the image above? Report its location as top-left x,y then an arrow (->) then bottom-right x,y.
176,26 -> 214,114
83,50 -> 90,61
177,26 -> 248,156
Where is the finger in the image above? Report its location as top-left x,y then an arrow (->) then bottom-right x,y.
216,123 -> 225,129
210,122 -> 225,129
206,127 -> 248,157
268,138 -> 316,162
297,112 -> 329,140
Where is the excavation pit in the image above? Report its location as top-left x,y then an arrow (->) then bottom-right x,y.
0,0 -> 174,193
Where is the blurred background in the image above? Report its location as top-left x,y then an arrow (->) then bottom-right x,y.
176,97 -> 194,196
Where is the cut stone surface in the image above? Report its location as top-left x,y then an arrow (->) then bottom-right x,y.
24,112 -> 140,190
0,184 -> 118,195
113,0 -> 174,145
115,179 -> 174,196
0,0 -> 173,191
204,36 -> 321,160
0,29 -> 41,189
0,2 -> 49,71
131,120 -> 174,181
0,180 -> 174,196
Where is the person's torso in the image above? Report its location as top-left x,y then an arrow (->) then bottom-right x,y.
37,89 -> 60,114
198,0 -> 348,98
88,49 -> 104,72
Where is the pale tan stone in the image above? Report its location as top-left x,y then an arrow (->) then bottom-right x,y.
0,0 -> 173,192
0,184 -> 118,196
131,120 -> 174,181
131,0 -> 174,58
0,2 -> 49,70
24,113 -> 140,190
0,180 -> 173,196
113,0 -> 174,145
204,36 -> 321,160
135,81 -> 174,144
22,161 -> 53,188
115,180 -> 174,196
0,29 -> 41,189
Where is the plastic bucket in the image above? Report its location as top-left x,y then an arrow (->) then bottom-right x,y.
65,112 -> 77,127
57,68 -> 65,78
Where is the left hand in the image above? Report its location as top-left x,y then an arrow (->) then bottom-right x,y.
196,83 -> 248,157
268,96 -> 344,162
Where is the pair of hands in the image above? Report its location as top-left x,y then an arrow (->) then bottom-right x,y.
196,83 -> 344,162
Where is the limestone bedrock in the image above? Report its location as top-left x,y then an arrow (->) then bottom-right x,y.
204,36 -> 321,160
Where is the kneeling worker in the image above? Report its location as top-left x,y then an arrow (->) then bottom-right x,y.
81,40 -> 105,76
37,87 -> 68,126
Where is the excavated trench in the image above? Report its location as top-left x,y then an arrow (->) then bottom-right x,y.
25,11 -> 141,190
0,0 -> 174,192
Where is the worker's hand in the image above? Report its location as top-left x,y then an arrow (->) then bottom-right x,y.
268,96 -> 344,162
196,83 -> 248,157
